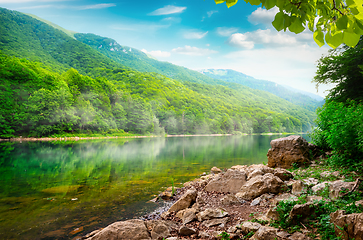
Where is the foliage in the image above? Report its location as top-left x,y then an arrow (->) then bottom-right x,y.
312,100 -> 363,169
314,37 -> 363,102
215,0 -> 363,48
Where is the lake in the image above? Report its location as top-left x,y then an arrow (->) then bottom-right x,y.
0,134 -> 310,239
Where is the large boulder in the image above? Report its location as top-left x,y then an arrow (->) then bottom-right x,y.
267,135 -> 311,169
204,169 -> 247,193
236,173 -> 287,200
330,210 -> 363,240
85,219 -> 151,240
168,188 -> 197,213
197,208 -> 228,221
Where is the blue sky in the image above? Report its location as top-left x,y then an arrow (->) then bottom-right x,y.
0,0 -> 332,96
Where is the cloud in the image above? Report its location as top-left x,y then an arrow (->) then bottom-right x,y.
78,4 -> 116,10
226,29 -> 316,49
171,46 -> 218,56
248,7 -> 279,26
110,22 -> 170,32
207,10 -> 218,17
141,49 -> 171,58
216,27 -> 239,37
183,30 -> 208,39
149,5 -> 186,16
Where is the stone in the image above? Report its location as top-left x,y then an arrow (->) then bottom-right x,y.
202,217 -> 229,227
267,135 -> 311,169
311,182 -> 329,193
197,208 -> 228,221
168,188 -> 197,213
330,210 -> 363,240
150,221 -> 170,240
237,173 -> 287,200
198,231 -> 211,239
302,178 -> 319,186
251,226 -> 282,240
85,219 -> 151,240
204,169 -> 247,193
166,238 -> 178,240
251,197 -> 261,206
276,231 -> 291,238
239,221 -> 262,234
272,193 -> 298,206
288,231 -> 312,240
245,164 -> 275,177
355,200 -> 363,207
306,196 -> 323,202
221,194 -> 242,206
179,226 -> 196,236
329,180 -> 356,199
291,180 -> 307,195
265,207 -> 280,221
182,208 -> 197,224
211,166 -> 222,174
274,168 -> 293,181
289,202 -> 316,224
247,169 -> 265,180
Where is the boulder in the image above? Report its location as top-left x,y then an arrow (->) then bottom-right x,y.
202,217 -> 229,227
291,180 -> 307,195
168,188 -> 197,213
211,166 -> 222,174
306,195 -> 323,203
150,221 -> 170,240
85,219 -> 151,240
239,221 -> 262,234
245,164 -> 275,177
274,168 -> 293,181
182,208 -> 197,224
250,226 -> 282,240
329,180 -> 356,199
289,202 -> 316,224
288,231 -> 312,240
330,210 -> 363,240
272,193 -> 298,206
220,194 -> 242,206
236,173 -> 287,200
267,135 -> 311,169
302,178 -> 319,186
265,207 -> 280,221
311,182 -> 329,194
179,226 -> 196,236
197,208 -> 228,221
204,169 -> 247,193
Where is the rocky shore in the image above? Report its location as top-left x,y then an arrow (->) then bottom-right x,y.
81,135 -> 363,240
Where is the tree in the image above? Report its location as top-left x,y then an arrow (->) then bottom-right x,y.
314,37 -> 363,102
215,0 -> 363,48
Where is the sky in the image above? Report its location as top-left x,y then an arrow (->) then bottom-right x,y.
0,0 -> 333,97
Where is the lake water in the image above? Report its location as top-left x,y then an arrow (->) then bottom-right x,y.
0,134 -> 310,239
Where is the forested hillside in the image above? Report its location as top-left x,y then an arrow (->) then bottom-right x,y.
0,7 -> 317,138
200,69 -> 324,111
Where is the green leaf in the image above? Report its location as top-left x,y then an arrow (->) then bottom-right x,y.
289,18 -> 305,34
276,0 -> 286,8
264,0 -> 277,10
244,0 -> 261,5
214,0 -> 239,7
346,0 -> 355,7
343,31 -> 360,47
336,15 -> 349,30
272,12 -> 291,31
325,31 -> 344,48
313,29 -> 325,47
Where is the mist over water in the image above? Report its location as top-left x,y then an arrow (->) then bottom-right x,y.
0,134 -> 309,239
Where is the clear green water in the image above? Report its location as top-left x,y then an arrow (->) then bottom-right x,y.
0,135 -> 309,239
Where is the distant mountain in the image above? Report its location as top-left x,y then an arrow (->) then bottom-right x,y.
0,7 -> 318,137
199,69 -> 324,111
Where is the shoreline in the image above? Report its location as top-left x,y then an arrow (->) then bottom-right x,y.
0,132 -> 307,142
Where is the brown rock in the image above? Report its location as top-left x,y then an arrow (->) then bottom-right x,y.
204,169 -> 247,193
179,226 -> 196,236
289,202 -> 316,224
252,226 -> 283,240
211,166 -> 222,174
267,135 -> 311,169
197,208 -> 228,221
168,188 -> 197,213
85,219 -> 151,240
274,168 -> 293,181
291,180 -> 307,195
182,208 -> 197,224
272,193 -> 298,206
220,194 -> 242,206
330,210 -> 363,240
150,222 -> 170,240
237,173 -> 287,200
202,217 -> 229,227
288,231 -> 312,240
239,221 -> 262,234
329,180 -> 356,199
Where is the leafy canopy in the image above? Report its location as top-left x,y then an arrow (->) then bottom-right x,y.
215,0 -> 363,48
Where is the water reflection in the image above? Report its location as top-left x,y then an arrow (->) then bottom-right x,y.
0,134 -> 309,239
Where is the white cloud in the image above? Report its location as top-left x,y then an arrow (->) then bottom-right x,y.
226,33 -> 255,49
110,22 -> 170,32
149,5 -> 186,16
183,30 -> 208,39
248,7 -> 279,26
207,10 -> 218,17
171,46 -> 217,56
141,49 -> 171,58
216,27 -> 239,37
78,4 -> 116,10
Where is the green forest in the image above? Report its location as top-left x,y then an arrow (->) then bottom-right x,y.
0,7 -> 317,138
